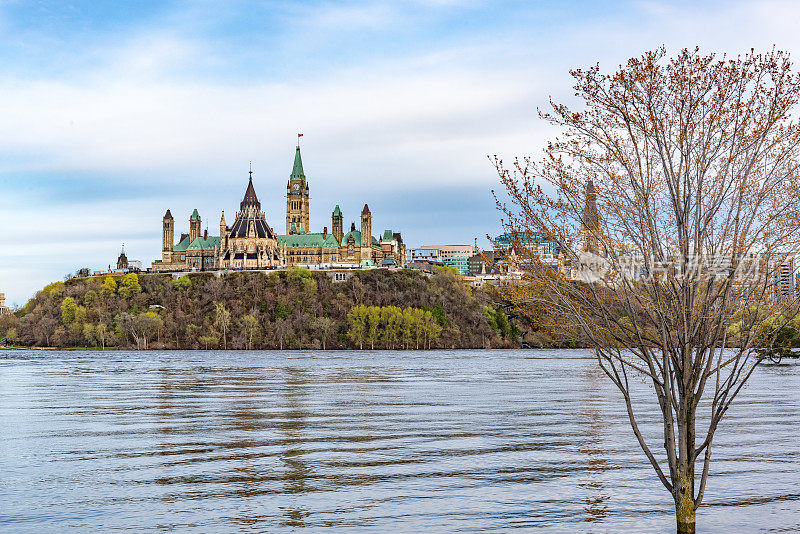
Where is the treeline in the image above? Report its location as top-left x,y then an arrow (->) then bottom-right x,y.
346,305 -> 443,350
0,268 -> 520,350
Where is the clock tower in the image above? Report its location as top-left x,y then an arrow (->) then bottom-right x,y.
286,145 -> 310,234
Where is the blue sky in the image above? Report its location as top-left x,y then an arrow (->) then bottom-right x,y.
2,0 -> 800,305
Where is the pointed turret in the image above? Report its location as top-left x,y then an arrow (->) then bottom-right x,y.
241,174 -> 261,211
162,211 -> 175,263
332,205 -> 343,242
290,146 -> 305,182
189,209 -> 201,243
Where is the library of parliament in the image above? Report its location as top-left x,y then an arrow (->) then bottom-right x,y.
151,144 -> 407,272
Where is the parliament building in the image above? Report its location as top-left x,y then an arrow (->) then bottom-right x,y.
151,145 -> 406,272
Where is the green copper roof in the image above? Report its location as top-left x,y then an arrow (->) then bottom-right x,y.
333,205 -> 341,217
190,209 -> 200,220
278,233 -> 339,248
382,229 -> 393,242
290,147 -> 305,182
341,229 -> 361,246
173,235 -> 191,252
340,230 -> 380,247
186,235 -> 220,251
290,222 -> 297,234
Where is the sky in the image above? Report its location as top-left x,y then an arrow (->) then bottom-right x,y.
3,0 -> 800,305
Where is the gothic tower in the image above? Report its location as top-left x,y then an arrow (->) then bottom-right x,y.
286,146 -> 310,234
581,179 -> 600,254
190,209 -> 201,243
117,244 -> 129,271
162,210 -> 174,263
219,211 -> 227,248
360,204 -> 372,262
332,205 -> 343,243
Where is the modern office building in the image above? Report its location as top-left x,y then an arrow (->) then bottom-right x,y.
411,245 -> 476,275
493,231 -> 560,266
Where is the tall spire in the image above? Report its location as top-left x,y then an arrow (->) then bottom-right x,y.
241,164 -> 260,210
290,146 -> 305,182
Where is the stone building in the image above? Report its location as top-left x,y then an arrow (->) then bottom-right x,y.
0,293 -> 9,316
152,209 -> 220,272
151,144 -> 406,272
217,169 -> 281,270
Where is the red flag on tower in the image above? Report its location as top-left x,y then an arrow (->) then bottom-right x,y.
298,133 -> 303,138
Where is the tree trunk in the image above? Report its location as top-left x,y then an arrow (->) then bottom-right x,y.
675,474 -> 696,534
676,399 -> 696,534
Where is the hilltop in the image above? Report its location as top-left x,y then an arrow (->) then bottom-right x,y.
0,268 -> 523,350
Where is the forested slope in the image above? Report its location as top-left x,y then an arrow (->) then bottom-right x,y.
0,268 -> 519,350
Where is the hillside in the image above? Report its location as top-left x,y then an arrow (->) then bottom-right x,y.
0,268 -> 520,350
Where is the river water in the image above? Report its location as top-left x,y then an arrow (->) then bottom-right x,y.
0,349 -> 798,533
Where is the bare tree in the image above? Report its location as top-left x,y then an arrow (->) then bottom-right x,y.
214,302 -> 231,350
313,316 -> 337,350
495,47 -> 800,534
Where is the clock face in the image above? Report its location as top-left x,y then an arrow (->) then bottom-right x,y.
292,183 -> 300,192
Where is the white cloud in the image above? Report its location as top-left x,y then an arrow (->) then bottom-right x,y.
4,0 -> 800,304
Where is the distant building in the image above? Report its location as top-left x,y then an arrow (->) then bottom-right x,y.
774,255 -> 796,301
0,293 -> 9,316
115,245 -> 142,273
152,144 -> 406,272
116,246 -> 128,270
411,245 -> 476,275
468,251 -> 505,276
581,179 -> 601,254
493,231 -> 560,267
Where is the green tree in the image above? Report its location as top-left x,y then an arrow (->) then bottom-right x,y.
83,323 -> 97,346
61,297 -> 78,325
214,302 -> 232,350
173,276 -> 192,290
118,274 -> 142,298
198,333 -> 219,350
242,314 -> 259,350
101,277 -> 117,296
4,327 -> 18,345
313,316 -> 337,350
347,305 -> 367,349
274,302 -> 290,320
366,306 -> 381,350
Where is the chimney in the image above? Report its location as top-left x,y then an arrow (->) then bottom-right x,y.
204,229 -> 208,239
323,226 -> 328,238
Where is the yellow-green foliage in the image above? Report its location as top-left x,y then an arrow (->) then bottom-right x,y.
102,277 -> 117,296
43,281 -> 65,298
118,274 -> 142,299
173,276 -> 192,290
347,304 -> 442,349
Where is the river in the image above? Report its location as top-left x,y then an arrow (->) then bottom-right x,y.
1,349 -> 798,533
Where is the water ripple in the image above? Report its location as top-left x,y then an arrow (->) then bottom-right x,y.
0,349 -> 798,532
